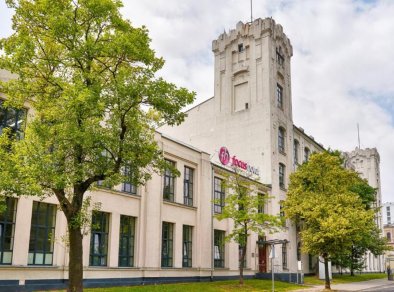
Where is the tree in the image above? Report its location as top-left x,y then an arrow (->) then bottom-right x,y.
283,151 -> 380,290
0,1 -> 194,291
215,169 -> 283,285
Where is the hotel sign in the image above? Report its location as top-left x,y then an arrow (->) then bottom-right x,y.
218,146 -> 260,176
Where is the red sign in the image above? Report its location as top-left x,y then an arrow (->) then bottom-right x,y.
218,146 -> 260,176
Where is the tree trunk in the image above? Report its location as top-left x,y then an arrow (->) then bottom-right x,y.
68,223 -> 84,292
350,247 -> 355,276
324,254 -> 331,290
239,244 -> 247,285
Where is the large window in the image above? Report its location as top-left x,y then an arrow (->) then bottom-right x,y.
90,211 -> 109,266
182,225 -> 193,268
214,177 -> 225,213
183,167 -> 194,206
279,163 -> 286,189
214,230 -> 225,268
282,242 -> 287,269
278,127 -> 285,153
163,160 -> 175,202
161,222 -> 174,267
293,139 -> 299,167
0,198 -> 17,265
119,215 -> 135,267
0,100 -> 26,140
276,84 -> 283,109
122,166 -> 137,194
258,193 -> 265,214
28,202 -> 56,265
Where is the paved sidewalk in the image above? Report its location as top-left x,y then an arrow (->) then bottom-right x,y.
295,278 -> 393,291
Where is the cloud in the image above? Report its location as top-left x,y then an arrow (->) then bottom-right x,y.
0,0 -> 393,202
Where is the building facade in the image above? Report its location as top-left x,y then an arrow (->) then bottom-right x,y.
0,18 -> 385,291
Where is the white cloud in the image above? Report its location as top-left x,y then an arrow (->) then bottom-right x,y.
1,0 -> 393,202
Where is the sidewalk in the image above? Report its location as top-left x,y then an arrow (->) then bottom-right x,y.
296,278 -> 392,291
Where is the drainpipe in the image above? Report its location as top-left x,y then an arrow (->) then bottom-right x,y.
211,165 -> 214,281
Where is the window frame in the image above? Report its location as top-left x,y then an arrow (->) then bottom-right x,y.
0,197 -> 17,265
279,163 -> 286,189
90,211 -> 109,267
0,99 -> 27,140
214,177 -> 225,214
276,83 -> 283,109
214,229 -> 225,268
122,165 -> 137,195
304,147 -> 310,162
161,222 -> 174,268
278,127 -> 286,154
282,242 -> 288,269
28,201 -> 56,266
163,160 -> 176,202
183,166 -> 194,206
118,215 -> 136,267
293,139 -> 299,167
182,225 -> 193,268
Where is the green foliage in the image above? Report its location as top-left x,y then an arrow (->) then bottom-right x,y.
0,0 -> 195,214
283,151 -> 385,288
0,1 -> 195,290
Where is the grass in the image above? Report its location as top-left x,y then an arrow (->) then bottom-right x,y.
304,272 -> 386,285
80,279 -> 303,292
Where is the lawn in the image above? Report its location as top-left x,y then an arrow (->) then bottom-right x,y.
304,272 -> 386,285
82,279 -> 304,292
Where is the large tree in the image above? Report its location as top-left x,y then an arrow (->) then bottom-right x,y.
283,151 -> 381,290
0,0 -> 194,291
215,169 -> 283,285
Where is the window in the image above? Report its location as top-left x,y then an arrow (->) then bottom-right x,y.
184,167 -> 194,206
280,202 -> 285,217
0,100 -> 26,140
28,202 -> 56,265
214,177 -> 225,213
119,215 -> 135,267
276,84 -> 283,109
258,193 -> 265,214
163,160 -> 175,202
90,211 -> 109,266
304,147 -> 310,162
276,47 -> 284,66
97,150 -> 112,188
279,163 -> 286,189
0,198 -> 17,265
122,166 -> 137,194
238,43 -> 244,52
182,225 -> 193,268
282,242 -> 287,269
161,222 -> 174,267
278,127 -> 285,153
387,232 -> 392,242
293,140 -> 299,167
214,230 -> 225,268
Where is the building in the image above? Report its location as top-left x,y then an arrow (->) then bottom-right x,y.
0,18 -> 384,291
382,202 -> 394,226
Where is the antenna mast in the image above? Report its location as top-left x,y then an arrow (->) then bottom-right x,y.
250,0 -> 253,23
357,123 -> 361,149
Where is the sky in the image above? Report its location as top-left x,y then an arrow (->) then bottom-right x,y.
0,0 -> 393,202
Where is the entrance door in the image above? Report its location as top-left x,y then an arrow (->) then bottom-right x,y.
258,243 -> 267,273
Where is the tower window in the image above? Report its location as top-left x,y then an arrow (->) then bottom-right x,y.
279,163 -> 286,189
277,84 -> 283,109
278,127 -> 286,154
276,47 -> 284,66
238,43 -> 244,52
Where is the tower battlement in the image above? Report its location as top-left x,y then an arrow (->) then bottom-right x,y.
212,18 -> 292,57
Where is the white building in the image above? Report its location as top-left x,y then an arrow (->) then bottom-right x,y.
382,202 -> 394,226
0,18 -> 384,291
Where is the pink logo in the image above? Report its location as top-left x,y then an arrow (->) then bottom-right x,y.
219,147 -> 230,165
